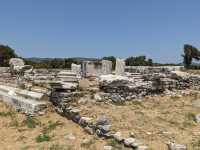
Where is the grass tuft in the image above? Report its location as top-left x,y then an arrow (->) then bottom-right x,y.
43,121 -> 64,134
36,134 -> 50,142
22,116 -> 41,128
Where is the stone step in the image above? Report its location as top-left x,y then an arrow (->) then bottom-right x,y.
57,71 -> 77,76
57,77 -> 78,82
0,89 -> 47,115
0,85 -> 47,101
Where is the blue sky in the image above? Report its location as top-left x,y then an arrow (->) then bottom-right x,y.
0,0 -> 200,63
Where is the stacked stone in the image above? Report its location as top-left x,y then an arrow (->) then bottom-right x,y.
99,75 -> 154,103
0,67 -> 10,78
0,85 -> 48,115
98,72 -> 200,103
50,71 -> 81,106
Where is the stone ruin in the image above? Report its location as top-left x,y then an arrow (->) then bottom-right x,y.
9,58 -> 33,75
82,60 -> 112,77
115,58 -> 125,75
0,57 -> 198,149
0,57 -> 197,115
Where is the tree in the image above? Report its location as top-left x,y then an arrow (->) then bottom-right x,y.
183,44 -> 200,68
147,58 -> 153,66
102,56 -> 116,70
125,56 -> 153,66
64,58 -> 79,69
0,45 -> 17,66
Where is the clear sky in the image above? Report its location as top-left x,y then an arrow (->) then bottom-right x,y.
0,0 -> 200,63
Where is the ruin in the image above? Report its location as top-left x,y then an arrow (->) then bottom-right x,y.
115,58 -> 125,75
0,57 -> 199,149
82,59 -> 112,77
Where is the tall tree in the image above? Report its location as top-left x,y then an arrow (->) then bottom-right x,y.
0,45 -> 17,66
183,44 -> 200,68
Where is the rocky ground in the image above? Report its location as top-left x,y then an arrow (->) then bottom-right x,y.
70,90 -> 200,150
1,90 -> 200,150
0,102 -> 108,150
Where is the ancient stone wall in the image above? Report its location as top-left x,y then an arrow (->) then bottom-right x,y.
125,66 -> 184,73
82,60 -> 112,77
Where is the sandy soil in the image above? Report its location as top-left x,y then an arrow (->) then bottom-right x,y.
0,102 -> 106,150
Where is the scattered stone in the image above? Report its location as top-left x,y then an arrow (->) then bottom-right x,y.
130,132 -> 136,138
103,146 -> 112,150
124,138 -> 136,147
113,132 -> 123,142
84,126 -> 95,135
98,124 -> 111,134
64,133 -> 76,140
195,114 -> 200,123
81,138 -> 92,145
168,142 -> 186,150
131,140 -> 143,148
96,115 -> 110,126
136,145 -> 148,150
79,117 -> 93,127
94,93 -> 102,101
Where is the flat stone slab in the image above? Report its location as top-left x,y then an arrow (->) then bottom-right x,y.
0,85 -> 47,101
0,85 -> 48,115
192,100 -> 200,108
0,90 -> 47,115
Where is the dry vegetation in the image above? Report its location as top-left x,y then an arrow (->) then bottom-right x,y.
76,91 -> 200,150
184,69 -> 200,75
1,90 -> 200,150
0,102 -> 106,150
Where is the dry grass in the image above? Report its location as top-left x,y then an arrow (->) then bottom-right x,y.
185,69 -> 200,75
0,102 -> 106,150
1,89 -> 200,150
76,90 -> 200,150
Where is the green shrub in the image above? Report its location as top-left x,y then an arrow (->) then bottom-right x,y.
22,116 -> 41,128
36,134 -> 50,142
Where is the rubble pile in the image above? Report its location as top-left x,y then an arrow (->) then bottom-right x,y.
98,71 -> 200,103
99,74 -> 155,103
25,69 -> 55,83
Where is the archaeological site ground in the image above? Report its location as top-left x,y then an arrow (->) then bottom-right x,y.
1,56 -> 200,150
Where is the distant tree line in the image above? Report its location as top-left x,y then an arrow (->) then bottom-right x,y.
25,58 -> 80,69
0,44 -> 182,68
125,56 -> 153,66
